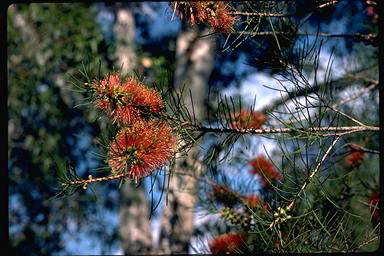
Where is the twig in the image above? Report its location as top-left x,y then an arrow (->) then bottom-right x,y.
343,143 -> 380,154
329,107 -> 369,127
269,136 -> 341,230
228,11 -> 293,17
274,80 -> 378,126
228,1 -> 338,17
353,236 -> 379,251
194,125 -> 379,136
62,173 -> 127,186
231,31 -> 376,40
260,70 -> 378,114
61,124 -> 379,188
331,81 -> 379,108
317,0 -> 339,9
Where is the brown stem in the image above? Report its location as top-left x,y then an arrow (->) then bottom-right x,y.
228,11 -> 294,17
231,31 -> 376,40
62,173 -> 127,186
194,125 -> 379,136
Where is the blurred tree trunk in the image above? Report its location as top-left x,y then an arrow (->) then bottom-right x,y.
113,5 -> 152,254
157,23 -> 216,254
114,5 -> 137,76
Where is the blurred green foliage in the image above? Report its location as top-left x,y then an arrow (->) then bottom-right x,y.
8,3 -> 116,254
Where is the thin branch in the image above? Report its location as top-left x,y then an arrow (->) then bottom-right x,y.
269,136 -> 341,230
290,135 -> 339,207
317,0 -> 339,9
193,125 -> 379,136
343,143 -> 380,154
261,84 -> 318,114
280,80 -> 378,126
262,77 -> 378,117
228,11 -> 294,17
62,173 -> 127,186
329,107 -> 369,127
228,1 -> 339,17
231,31 -> 377,40
60,122 -> 380,188
352,236 -> 380,251
331,80 -> 379,108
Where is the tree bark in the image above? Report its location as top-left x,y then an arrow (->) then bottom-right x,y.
113,6 -> 152,254
157,23 -> 216,254
114,5 -> 138,76
119,182 -> 152,254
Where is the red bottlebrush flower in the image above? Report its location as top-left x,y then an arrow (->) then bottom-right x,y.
369,192 -> 380,222
210,184 -> 239,207
205,1 -> 237,33
107,121 -> 177,180
171,2 -> 236,33
262,202 -> 272,213
243,195 -> 271,214
91,73 -> 164,124
345,144 -> 364,168
229,110 -> 267,129
250,155 -> 282,187
210,233 -> 248,254
366,1 -> 378,23
172,2 -> 205,26
367,6 -> 376,16
243,195 -> 261,208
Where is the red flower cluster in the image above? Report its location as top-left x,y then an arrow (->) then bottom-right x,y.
243,195 -> 260,208
243,195 -> 272,214
107,121 -> 176,180
249,155 -> 282,187
172,1 -> 236,33
229,110 -> 267,129
366,0 -> 378,23
345,144 -> 364,168
91,73 -> 164,125
369,192 -> 380,222
210,233 -> 248,254
87,73 -> 178,180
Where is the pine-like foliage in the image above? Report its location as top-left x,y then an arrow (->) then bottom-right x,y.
57,1 -> 379,253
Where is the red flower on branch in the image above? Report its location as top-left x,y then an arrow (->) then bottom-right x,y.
229,110 -> 267,129
243,195 -> 261,208
107,121 -> 177,181
91,73 -> 164,124
243,195 -> 272,214
210,233 -> 248,254
366,0 -> 378,23
345,144 -> 364,168
249,155 -> 282,187
172,1 -> 236,33
369,192 -> 380,222
205,2 -> 237,33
